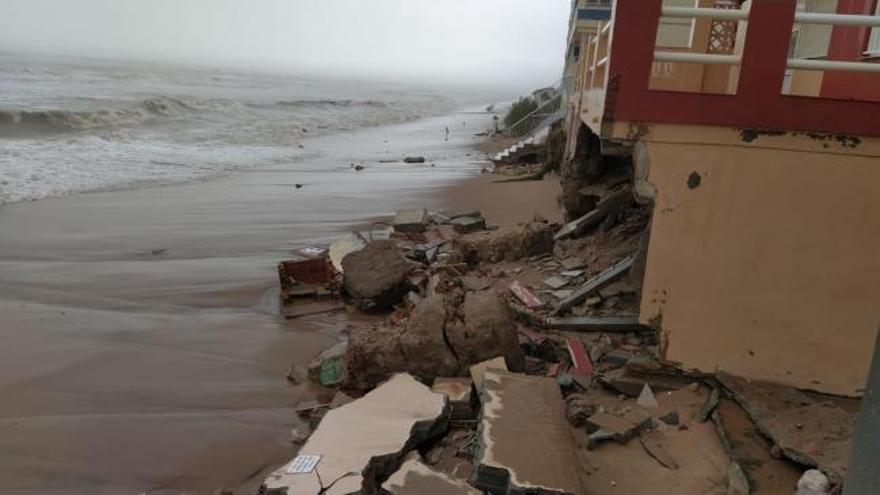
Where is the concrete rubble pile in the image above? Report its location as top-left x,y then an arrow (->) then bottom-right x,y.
265,170 -> 858,494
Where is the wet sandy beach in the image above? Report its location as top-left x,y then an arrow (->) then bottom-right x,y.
0,109 -> 521,494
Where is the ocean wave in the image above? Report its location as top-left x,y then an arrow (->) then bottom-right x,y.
269,98 -> 389,109
0,96 -> 244,137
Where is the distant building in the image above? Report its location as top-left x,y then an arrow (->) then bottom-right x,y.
562,0 -> 880,397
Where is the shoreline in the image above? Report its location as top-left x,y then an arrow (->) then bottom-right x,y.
0,106 -> 515,494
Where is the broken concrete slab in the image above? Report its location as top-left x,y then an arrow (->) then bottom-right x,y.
342,240 -> 410,311
392,208 -> 428,233
383,458 -> 481,495
450,216 -> 487,235
470,357 -> 508,392
543,275 -> 570,290
639,430 -> 678,470
552,256 -> 635,316
263,374 -> 450,495
554,187 -> 634,241
474,371 -> 585,494
459,275 -> 491,292
545,315 -> 646,333
718,372 -> 855,483
585,410 -> 653,448
598,368 -> 689,397
432,378 -> 475,421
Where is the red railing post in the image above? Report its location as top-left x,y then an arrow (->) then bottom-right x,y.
737,0 -> 797,100
604,0 -> 662,122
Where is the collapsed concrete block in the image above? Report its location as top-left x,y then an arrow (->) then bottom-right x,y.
263,374 -> 450,495
399,295 -> 460,377
345,325 -> 410,391
342,240 -> 410,311
447,291 -> 524,373
459,220 -> 555,263
383,458 -> 481,494
394,208 -> 429,233
585,410 -> 653,448
474,370 -> 584,494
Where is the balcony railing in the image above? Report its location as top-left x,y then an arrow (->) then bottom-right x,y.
573,0 -> 880,140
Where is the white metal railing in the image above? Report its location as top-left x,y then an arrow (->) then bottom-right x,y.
654,52 -> 740,64
661,6 -> 748,21
655,7 -> 880,74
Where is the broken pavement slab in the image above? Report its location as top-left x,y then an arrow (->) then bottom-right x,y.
394,208 -> 429,233
552,256 -> 635,316
474,370 -> 585,494
545,315 -> 646,333
263,374 -> 450,495
382,458 -> 481,495
717,372 -> 855,483
585,410 -> 653,448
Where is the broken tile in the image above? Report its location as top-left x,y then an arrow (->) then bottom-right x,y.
543,276 -> 571,290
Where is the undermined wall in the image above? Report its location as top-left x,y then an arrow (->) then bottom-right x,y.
637,128 -> 880,396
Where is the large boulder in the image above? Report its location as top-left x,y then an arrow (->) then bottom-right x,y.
447,291 -> 524,372
342,240 -> 410,311
399,295 -> 461,377
459,220 -> 555,263
344,291 -> 524,391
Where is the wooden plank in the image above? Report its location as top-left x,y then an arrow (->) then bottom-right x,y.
546,315 -> 645,332
551,256 -> 634,316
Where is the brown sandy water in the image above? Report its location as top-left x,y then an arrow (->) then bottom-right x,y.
0,110 -> 499,494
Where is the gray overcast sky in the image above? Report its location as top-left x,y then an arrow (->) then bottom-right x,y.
0,0 -> 570,90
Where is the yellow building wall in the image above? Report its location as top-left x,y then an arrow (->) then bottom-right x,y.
638,128 -> 880,396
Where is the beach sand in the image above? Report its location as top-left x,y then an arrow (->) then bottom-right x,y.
0,109 -> 560,494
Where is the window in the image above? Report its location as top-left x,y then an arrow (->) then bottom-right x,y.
867,1 -> 880,55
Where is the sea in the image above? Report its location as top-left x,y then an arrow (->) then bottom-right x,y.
0,52 -> 482,205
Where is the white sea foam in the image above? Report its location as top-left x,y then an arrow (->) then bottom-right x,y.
0,54 -> 464,204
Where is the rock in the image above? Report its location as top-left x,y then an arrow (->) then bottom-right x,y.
446,291 -> 524,372
285,363 -> 308,384
636,383 -> 660,408
459,220 -> 555,263
342,240 -> 410,311
727,462 -> 750,495
263,374 -> 450,495
307,341 -> 347,387
393,208 -> 429,233
403,156 -> 426,163
659,411 -> 680,426
565,394 -> 596,427
289,426 -> 310,444
795,469 -> 830,495
400,295 -> 461,377
354,164 -> 365,171
345,325 -> 410,391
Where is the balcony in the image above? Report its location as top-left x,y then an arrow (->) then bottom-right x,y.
572,0 -> 880,143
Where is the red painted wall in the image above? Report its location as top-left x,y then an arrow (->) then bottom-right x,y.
820,0 -> 880,102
